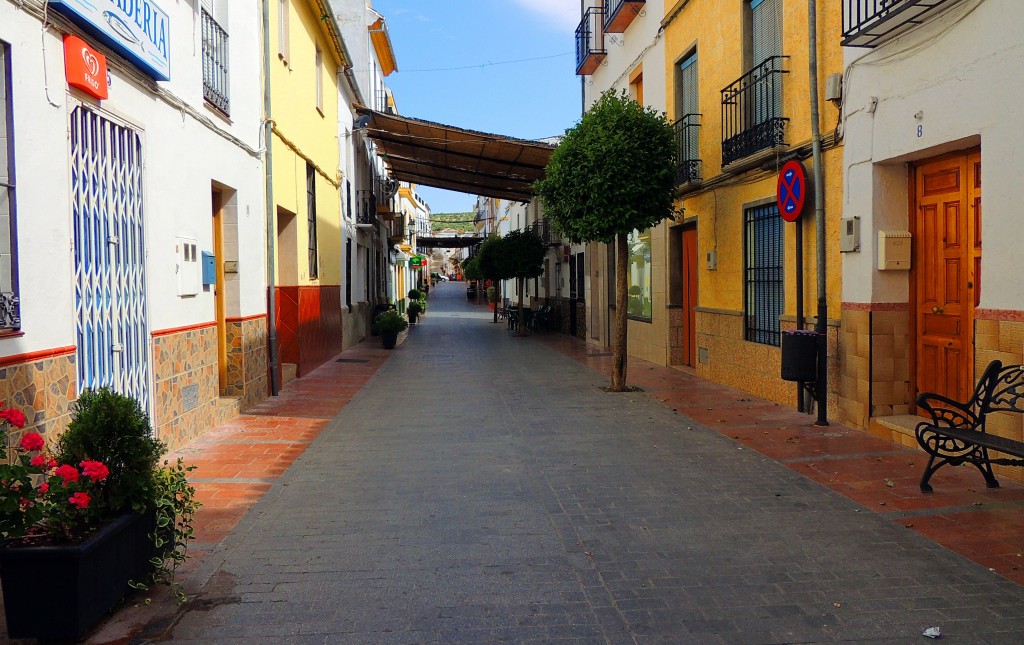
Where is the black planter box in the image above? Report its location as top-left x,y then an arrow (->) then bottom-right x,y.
0,512 -> 154,641
781,330 -> 819,382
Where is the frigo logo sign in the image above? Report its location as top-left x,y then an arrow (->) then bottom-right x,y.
63,35 -> 109,100
52,0 -> 171,81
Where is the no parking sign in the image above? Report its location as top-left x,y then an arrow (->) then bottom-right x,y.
777,160 -> 807,222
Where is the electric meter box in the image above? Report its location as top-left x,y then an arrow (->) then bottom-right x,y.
878,231 -> 912,271
176,237 -> 200,296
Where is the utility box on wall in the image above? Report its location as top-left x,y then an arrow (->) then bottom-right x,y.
176,237 -> 199,297
878,231 -> 912,270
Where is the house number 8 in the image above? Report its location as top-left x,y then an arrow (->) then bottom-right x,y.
917,125 -> 924,138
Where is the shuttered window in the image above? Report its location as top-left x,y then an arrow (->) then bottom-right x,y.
678,52 -> 699,161
0,42 -> 20,331
751,0 -> 782,65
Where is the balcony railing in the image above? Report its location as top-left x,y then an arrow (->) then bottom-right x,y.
575,7 -> 607,76
672,114 -> 702,186
356,190 -> 377,227
603,0 -> 644,33
721,56 -> 789,167
529,218 -> 560,246
843,0 -> 961,47
201,9 -> 230,115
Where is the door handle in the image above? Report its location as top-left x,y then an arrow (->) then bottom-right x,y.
932,306 -> 944,314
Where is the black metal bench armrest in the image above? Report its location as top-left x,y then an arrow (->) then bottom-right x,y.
916,392 -> 980,430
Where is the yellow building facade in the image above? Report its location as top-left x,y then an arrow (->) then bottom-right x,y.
269,0 -> 344,379
662,0 -> 844,416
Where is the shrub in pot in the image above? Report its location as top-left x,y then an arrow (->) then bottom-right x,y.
407,288 -> 422,301
407,300 -> 424,324
374,309 -> 408,349
0,389 -> 199,640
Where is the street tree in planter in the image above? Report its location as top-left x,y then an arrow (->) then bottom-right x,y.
463,256 -> 483,302
500,229 -> 546,337
535,90 -> 676,391
475,235 -> 513,323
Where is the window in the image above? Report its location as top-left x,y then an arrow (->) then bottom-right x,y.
629,66 -> 643,106
345,239 -> 352,308
627,229 -> 652,320
306,163 -> 318,280
314,45 -> 323,113
201,5 -> 230,115
749,0 -> 782,123
278,0 -> 290,62
0,42 -> 20,331
674,51 -> 700,183
744,203 -> 784,345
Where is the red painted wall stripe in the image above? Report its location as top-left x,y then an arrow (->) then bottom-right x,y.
0,345 -> 76,368
225,313 -> 268,324
151,321 -> 218,338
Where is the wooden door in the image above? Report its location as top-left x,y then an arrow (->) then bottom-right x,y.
682,226 -> 698,367
212,189 -> 227,395
913,152 -> 981,404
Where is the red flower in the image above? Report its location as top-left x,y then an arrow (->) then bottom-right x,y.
1,408 -> 27,429
55,464 -> 79,484
80,460 -> 109,482
30,454 -> 47,467
68,492 -> 91,509
19,498 -> 32,509
39,483 -> 49,494
48,458 -> 58,469
19,432 -> 44,452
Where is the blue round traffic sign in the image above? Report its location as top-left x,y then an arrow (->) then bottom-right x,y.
777,160 -> 807,222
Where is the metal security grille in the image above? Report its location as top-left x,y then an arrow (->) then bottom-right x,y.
0,42 -> 20,331
744,203 -> 784,346
306,163 -> 318,279
70,107 -> 150,412
201,9 -> 230,115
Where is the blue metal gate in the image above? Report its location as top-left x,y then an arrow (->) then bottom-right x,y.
70,107 -> 151,413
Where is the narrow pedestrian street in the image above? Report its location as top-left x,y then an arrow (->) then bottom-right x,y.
151,282 -> 1024,644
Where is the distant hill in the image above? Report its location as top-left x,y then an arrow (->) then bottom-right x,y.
430,212 -> 476,234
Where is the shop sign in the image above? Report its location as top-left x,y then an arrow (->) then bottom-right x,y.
409,255 -> 427,269
63,35 -> 108,100
51,0 -> 171,81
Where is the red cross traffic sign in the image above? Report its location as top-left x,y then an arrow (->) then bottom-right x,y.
777,160 -> 807,222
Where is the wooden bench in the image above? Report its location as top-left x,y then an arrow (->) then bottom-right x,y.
916,360 -> 1024,492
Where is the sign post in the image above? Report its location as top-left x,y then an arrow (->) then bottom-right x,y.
778,160 -> 810,412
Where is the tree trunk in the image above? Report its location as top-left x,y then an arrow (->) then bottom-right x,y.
612,233 -> 629,391
518,277 -> 527,336
492,276 -> 499,323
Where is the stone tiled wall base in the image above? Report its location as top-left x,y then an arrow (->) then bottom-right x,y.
695,310 -> 839,418
152,326 -> 218,453
668,308 -> 684,365
226,317 -> 270,412
976,318 -> 1024,484
576,302 -> 587,340
838,308 -> 911,430
0,352 -> 75,456
341,303 -> 370,351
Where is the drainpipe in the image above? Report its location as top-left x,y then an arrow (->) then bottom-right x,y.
808,0 -> 828,426
263,0 -> 281,396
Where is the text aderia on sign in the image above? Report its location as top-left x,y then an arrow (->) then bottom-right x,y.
51,0 -> 170,82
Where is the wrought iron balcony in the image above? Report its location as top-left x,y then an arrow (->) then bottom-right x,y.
604,0 -> 644,33
575,7 -> 607,76
356,190 -> 378,227
201,9 -> 230,115
672,114 -> 702,186
843,0 -> 963,47
721,56 -> 789,167
529,218 -> 560,246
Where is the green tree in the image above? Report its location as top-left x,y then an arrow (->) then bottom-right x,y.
500,229 -> 546,337
534,91 -> 676,391
475,235 -> 512,323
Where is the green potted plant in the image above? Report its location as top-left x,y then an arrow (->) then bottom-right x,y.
0,389 -> 199,640
486,285 -> 497,311
374,309 -> 408,349
407,288 -> 422,301
407,300 -> 424,324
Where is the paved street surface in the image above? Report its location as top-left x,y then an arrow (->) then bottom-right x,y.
156,283 -> 1024,644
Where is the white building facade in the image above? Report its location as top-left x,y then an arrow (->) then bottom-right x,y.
840,0 -> 1024,444
0,0 -> 267,450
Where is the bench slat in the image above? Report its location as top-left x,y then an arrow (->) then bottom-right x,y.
920,424 -> 1024,458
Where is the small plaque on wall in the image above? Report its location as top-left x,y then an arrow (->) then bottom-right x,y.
182,384 -> 200,412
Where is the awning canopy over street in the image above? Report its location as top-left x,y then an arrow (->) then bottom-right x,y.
355,106 -> 556,202
415,236 -> 485,248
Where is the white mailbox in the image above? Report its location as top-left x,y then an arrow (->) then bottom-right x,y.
878,231 -> 912,271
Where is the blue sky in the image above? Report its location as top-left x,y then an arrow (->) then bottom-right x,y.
372,0 -> 583,214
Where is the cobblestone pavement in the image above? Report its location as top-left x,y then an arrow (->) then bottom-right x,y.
153,283 -> 1024,644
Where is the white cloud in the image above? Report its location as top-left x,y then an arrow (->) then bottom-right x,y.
512,0 -> 579,31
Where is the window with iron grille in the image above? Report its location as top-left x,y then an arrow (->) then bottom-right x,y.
750,0 -> 782,124
201,8 -> 230,115
0,42 -> 20,331
306,163 -> 318,280
744,203 -> 784,345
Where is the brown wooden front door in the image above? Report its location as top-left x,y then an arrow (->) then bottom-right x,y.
913,151 -> 981,405
682,226 -> 698,367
